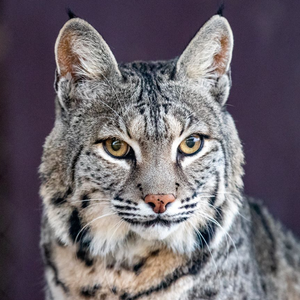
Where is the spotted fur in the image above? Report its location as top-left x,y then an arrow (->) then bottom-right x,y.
40,15 -> 300,300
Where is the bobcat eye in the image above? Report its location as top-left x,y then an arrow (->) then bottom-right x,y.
103,138 -> 130,158
178,134 -> 203,156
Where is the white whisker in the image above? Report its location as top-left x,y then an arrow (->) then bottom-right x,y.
187,219 -> 217,269
75,212 -> 117,245
194,209 -> 238,258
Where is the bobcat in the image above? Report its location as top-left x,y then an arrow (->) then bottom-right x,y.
40,13 -> 300,300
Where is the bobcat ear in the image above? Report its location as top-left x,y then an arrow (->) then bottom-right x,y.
55,18 -> 120,81
176,15 -> 233,105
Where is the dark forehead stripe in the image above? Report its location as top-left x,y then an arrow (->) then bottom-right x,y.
135,63 -> 161,139
119,61 -> 192,142
124,62 -> 180,140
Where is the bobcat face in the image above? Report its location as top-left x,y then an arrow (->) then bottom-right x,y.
40,15 -> 244,258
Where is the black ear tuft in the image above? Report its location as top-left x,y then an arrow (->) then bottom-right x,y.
66,8 -> 78,20
217,2 -> 225,16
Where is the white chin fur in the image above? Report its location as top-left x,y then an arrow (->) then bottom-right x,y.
131,223 -> 180,241
88,221 -> 196,260
132,222 -> 198,254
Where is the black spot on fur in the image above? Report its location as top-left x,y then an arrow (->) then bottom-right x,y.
120,251 -> 210,300
69,209 -> 82,242
114,205 -> 138,211
51,187 -> 72,206
107,262 -> 115,269
77,247 -> 94,267
261,280 -> 267,293
114,195 -> 124,202
150,249 -> 160,257
51,194 -> 66,205
42,243 -> 69,293
68,209 -> 93,266
79,236 -> 93,266
133,258 -> 146,274
81,193 -> 90,208
203,289 -> 218,299
180,203 -> 197,210
80,284 -> 100,298
54,70 -> 60,93
117,212 -> 136,217
120,293 -> 129,300
187,285 -> 218,299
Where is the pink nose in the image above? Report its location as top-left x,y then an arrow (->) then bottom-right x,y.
144,194 -> 176,214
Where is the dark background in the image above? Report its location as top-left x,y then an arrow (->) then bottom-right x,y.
1,0 -> 300,299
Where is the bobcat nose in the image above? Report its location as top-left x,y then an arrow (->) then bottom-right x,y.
144,194 -> 176,214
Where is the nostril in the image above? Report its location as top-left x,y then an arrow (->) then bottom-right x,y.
144,194 -> 176,214
147,202 -> 156,209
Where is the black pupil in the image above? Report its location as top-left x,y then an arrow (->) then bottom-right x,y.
186,136 -> 198,148
111,140 -> 122,151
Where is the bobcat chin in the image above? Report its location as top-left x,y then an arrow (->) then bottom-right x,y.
40,14 -> 300,300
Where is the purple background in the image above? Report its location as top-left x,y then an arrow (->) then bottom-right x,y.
1,1 -> 300,299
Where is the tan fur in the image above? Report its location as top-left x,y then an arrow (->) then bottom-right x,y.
51,243 -> 190,299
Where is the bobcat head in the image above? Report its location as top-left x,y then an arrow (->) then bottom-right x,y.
40,14 -> 244,259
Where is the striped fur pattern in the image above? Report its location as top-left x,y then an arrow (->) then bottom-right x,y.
40,15 -> 300,299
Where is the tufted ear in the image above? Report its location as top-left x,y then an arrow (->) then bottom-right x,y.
176,15 -> 233,105
55,18 -> 120,82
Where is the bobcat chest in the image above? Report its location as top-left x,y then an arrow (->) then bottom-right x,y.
47,243 -> 193,300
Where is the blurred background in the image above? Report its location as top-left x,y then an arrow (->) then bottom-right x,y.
0,0 -> 300,299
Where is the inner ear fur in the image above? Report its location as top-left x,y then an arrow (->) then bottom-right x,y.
176,15 -> 233,81
55,18 -> 120,81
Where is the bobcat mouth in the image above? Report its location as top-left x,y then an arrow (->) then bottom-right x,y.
122,216 -> 188,228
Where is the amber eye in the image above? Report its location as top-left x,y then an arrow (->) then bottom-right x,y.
104,138 -> 130,158
179,134 -> 203,155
